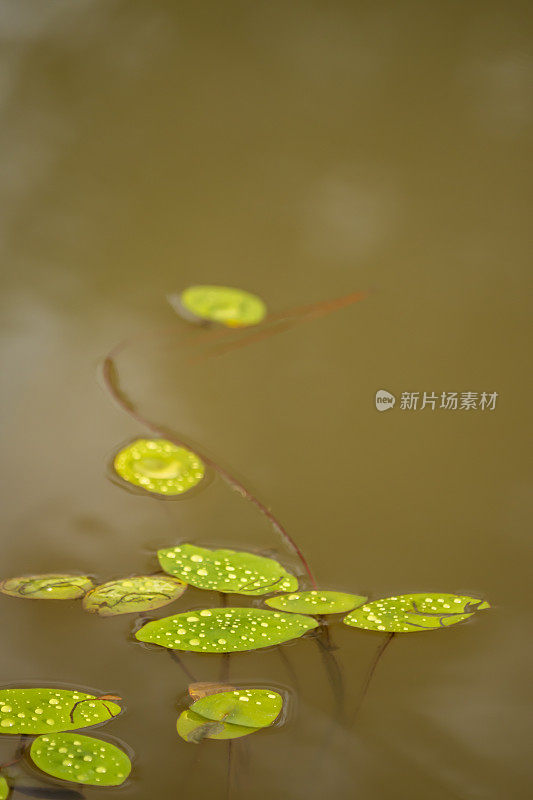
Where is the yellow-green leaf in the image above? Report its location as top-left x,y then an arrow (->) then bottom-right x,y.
135,607 -> 318,653
265,590 -> 366,615
343,593 -> 490,633
191,689 -> 282,728
158,543 -> 297,595
30,733 -> 131,786
113,439 -> 205,496
0,775 -> 8,800
175,285 -> 267,328
83,575 -> 186,617
0,575 -> 93,600
0,689 -> 121,734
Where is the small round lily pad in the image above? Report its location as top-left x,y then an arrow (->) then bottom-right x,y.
178,285 -> 267,328
83,574 -> 187,617
0,574 -> 93,600
343,593 -> 490,633
0,688 -> 121,735
158,543 -> 297,595
135,606 -> 318,653
191,689 -> 282,728
30,732 -> 131,786
113,438 -> 205,496
265,590 -> 367,615
177,709 -> 258,742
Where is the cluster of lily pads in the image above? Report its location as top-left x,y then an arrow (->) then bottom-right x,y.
0,687 -> 130,797
0,286 -> 492,793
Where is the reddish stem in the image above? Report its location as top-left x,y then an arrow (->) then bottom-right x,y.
101,356 -> 317,587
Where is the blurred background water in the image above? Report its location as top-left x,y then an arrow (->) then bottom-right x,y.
0,2 -> 531,798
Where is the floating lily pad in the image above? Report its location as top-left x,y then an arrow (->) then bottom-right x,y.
113,439 -> 205,496
30,733 -> 131,786
343,594 -> 491,633
177,709 -> 258,742
265,590 -> 366,615
0,776 -> 8,800
176,285 -> 267,328
135,607 -> 318,653
0,689 -> 121,735
83,575 -> 187,617
158,543 -> 298,595
0,575 -> 93,601
191,689 -> 282,728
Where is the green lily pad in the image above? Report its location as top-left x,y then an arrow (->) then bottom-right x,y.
135,607 -> 318,653
177,285 -> 267,328
191,689 -> 282,728
343,594 -> 491,633
177,709 -> 259,742
158,543 -> 298,595
113,439 -> 205,496
0,575 -> 93,600
83,574 -> 187,617
0,776 -> 8,800
0,689 -> 121,734
265,590 -> 367,615
30,732 -> 131,786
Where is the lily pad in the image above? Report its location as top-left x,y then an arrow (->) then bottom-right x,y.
191,689 -> 282,728
158,543 -> 298,595
177,709 -> 258,742
0,575 -> 93,600
343,594 -> 491,633
83,574 -> 187,617
30,733 -> 131,786
113,439 -> 205,496
0,776 -> 8,800
0,689 -> 121,734
135,607 -> 318,653
176,285 -> 267,328
265,590 -> 366,615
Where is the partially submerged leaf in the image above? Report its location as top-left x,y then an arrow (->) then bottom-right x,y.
0,775 -> 8,800
265,590 -> 366,615
0,688 -> 121,734
191,689 -> 282,729
158,543 -> 297,595
83,574 -> 186,617
188,682 -> 235,701
176,285 -> 267,328
30,732 -> 131,786
135,607 -> 318,652
113,438 -> 205,496
343,594 -> 491,633
177,709 -> 258,742
0,575 -> 93,601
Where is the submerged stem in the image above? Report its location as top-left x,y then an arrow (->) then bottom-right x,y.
313,623 -> 345,723
167,649 -> 198,683
350,633 -> 395,726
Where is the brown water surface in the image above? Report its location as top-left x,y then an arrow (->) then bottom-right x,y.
0,2 -> 531,799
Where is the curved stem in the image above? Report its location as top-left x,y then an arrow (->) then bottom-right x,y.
101,356 -> 317,587
350,633 -> 395,726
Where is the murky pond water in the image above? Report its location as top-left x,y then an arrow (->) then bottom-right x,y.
1,2 -> 531,799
